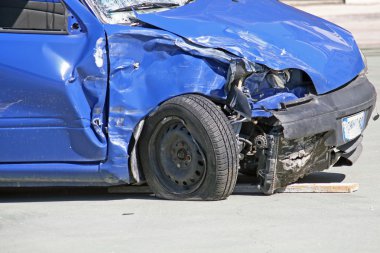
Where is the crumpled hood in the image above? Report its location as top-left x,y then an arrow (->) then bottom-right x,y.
137,0 -> 365,94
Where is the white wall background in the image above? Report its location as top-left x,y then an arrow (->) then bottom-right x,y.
346,0 -> 380,3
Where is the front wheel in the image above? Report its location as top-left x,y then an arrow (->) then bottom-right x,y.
138,95 -> 239,200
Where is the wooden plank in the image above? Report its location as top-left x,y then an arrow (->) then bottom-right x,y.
277,183 -> 359,193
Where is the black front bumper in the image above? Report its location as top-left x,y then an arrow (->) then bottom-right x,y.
272,76 -> 377,146
257,76 -> 376,194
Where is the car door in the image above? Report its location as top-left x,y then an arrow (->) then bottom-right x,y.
0,0 -> 108,162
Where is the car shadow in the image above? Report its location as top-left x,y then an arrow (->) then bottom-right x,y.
0,172 -> 346,203
237,171 -> 346,185
296,171 -> 346,183
233,171 -> 346,196
0,187 -> 157,203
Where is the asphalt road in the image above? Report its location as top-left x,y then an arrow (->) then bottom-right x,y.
0,52 -> 379,253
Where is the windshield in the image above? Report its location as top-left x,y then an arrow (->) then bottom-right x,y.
86,0 -> 191,24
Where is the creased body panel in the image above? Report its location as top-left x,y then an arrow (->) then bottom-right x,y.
137,0 -> 365,94
101,26 -> 230,183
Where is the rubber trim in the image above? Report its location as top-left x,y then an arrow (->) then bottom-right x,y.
271,76 -> 377,146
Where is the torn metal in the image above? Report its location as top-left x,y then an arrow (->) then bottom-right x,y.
136,0 -> 365,94
97,0 -> 375,188
100,26 -> 252,183
238,75 -> 375,193
258,132 -> 333,195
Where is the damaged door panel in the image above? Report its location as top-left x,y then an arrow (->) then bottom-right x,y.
0,0 -> 108,162
0,0 -> 376,200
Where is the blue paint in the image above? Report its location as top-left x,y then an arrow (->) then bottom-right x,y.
0,0 -> 367,186
0,1 -> 108,162
99,26 -> 230,183
137,0 -> 365,94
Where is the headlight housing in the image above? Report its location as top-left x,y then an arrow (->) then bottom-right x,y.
244,68 -> 315,102
266,70 -> 291,89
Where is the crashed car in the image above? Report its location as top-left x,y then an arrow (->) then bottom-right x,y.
0,0 -> 376,200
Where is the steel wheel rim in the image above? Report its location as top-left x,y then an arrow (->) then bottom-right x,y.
149,117 -> 207,194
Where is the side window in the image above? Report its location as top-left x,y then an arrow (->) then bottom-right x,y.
0,0 -> 67,33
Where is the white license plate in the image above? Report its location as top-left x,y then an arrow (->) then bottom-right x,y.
342,111 -> 366,142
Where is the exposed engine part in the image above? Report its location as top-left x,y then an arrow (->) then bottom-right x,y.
266,70 -> 290,88
238,121 -> 269,176
227,113 -> 245,133
239,159 -> 259,176
230,117 -> 249,125
228,113 -> 250,153
238,137 -> 254,155
254,135 -> 268,149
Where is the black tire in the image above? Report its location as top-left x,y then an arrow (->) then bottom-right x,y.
138,94 -> 239,200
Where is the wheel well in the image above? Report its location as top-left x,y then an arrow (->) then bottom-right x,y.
126,92 -> 230,183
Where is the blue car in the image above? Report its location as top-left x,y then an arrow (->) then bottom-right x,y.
0,0 -> 376,200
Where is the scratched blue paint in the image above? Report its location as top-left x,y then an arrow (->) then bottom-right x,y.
0,0 -> 367,186
137,0 -> 365,95
99,26 -> 230,183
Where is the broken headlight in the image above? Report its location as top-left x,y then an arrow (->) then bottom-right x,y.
244,68 -> 314,102
265,70 -> 291,89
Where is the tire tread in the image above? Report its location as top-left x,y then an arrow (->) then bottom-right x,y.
161,95 -> 239,200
